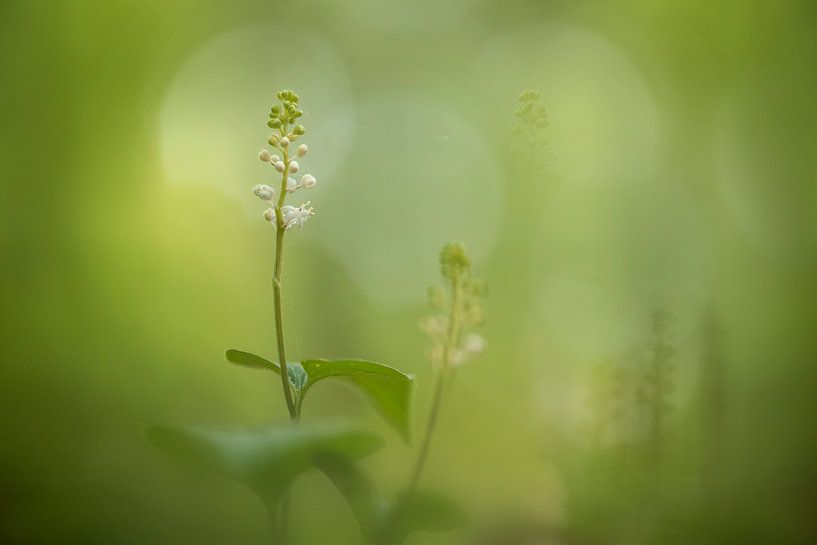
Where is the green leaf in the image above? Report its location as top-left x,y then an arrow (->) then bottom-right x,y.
300,359 -> 415,440
312,452 -> 383,542
145,422 -> 383,506
225,349 -> 277,371
225,350 -> 415,440
314,452 -> 465,545
383,491 -> 467,543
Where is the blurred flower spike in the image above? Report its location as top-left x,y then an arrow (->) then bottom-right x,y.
513,88 -> 549,151
421,242 -> 486,369
253,89 -> 317,230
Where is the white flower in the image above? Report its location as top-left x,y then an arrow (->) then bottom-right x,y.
300,174 -> 316,189
271,154 -> 280,163
296,144 -> 308,157
258,149 -> 272,162
286,177 -> 298,193
280,201 -> 315,229
450,349 -> 466,367
419,315 -> 447,338
462,333 -> 487,355
274,160 -> 286,172
263,208 -> 275,222
280,137 -> 290,147
288,160 -> 299,173
252,184 -> 275,201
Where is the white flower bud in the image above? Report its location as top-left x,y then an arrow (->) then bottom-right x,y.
252,184 -> 275,201
288,161 -> 299,173
274,160 -> 286,172
263,208 -> 275,222
286,177 -> 298,192
271,154 -> 280,163
280,137 -> 290,147
462,333 -> 487,355
450,349 -> 466,367
258,149 -> 272,162
296,144 -> 308,157
300,174 -> 316,189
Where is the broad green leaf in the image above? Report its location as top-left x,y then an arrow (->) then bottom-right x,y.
145,422 -> 383,506
312,451 -> 383,542
382,491 -> 467,543
225,350 -> 415,440
301,359 -> 415,440
314,452 -> 466,545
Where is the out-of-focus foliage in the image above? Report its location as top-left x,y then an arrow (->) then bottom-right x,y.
2,1 -> 817,544
145,423 -> 383,507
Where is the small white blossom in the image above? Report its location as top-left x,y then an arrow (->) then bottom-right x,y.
252,184 -> 275,201
296,144 -> 308,157
449,349 -> 466,367
462,333 -> 487,355
300,174 -> 316,189
280,137 -> 290,147
258,149 -> 272,162
280,201 -> 315,229
274,160 -> 286,172
288,160 -> 299,173
419,315 -> 446,338
286,177 -> 298,193
271,154 -> 280,163
263,208 -> 275,222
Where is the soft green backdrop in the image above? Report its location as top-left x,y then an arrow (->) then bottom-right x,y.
2,1 -> 817,544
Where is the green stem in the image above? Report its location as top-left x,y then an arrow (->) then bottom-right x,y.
407,369 -> 446,493
273,143 -> 298,422
407,275 -> 461,493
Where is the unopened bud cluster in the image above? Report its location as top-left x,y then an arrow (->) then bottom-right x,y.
252,89 -> 318,230
421,242 -> 486,368
513,89 -> 549,150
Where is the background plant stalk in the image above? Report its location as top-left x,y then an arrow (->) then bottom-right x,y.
408,274 -> 462,493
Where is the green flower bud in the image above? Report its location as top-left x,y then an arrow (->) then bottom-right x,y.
439,242 -> 470,281
292,124 -> 305,135
268,118 -> 282,129
271,105 -> 281,114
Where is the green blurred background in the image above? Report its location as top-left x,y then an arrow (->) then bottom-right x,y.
2,1 -> 817,544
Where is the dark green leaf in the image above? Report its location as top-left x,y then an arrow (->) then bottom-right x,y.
145,423 -> 384,506
312,452 -> 383,542
301,359 -> 415,440
225,349 -> 277,371
383,490 -> 467,543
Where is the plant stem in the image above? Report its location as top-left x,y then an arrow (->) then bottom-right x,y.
273,143 -> 298,422
408,275 -> 461,493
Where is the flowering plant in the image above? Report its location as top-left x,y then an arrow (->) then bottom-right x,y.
146,90 -> 485,545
